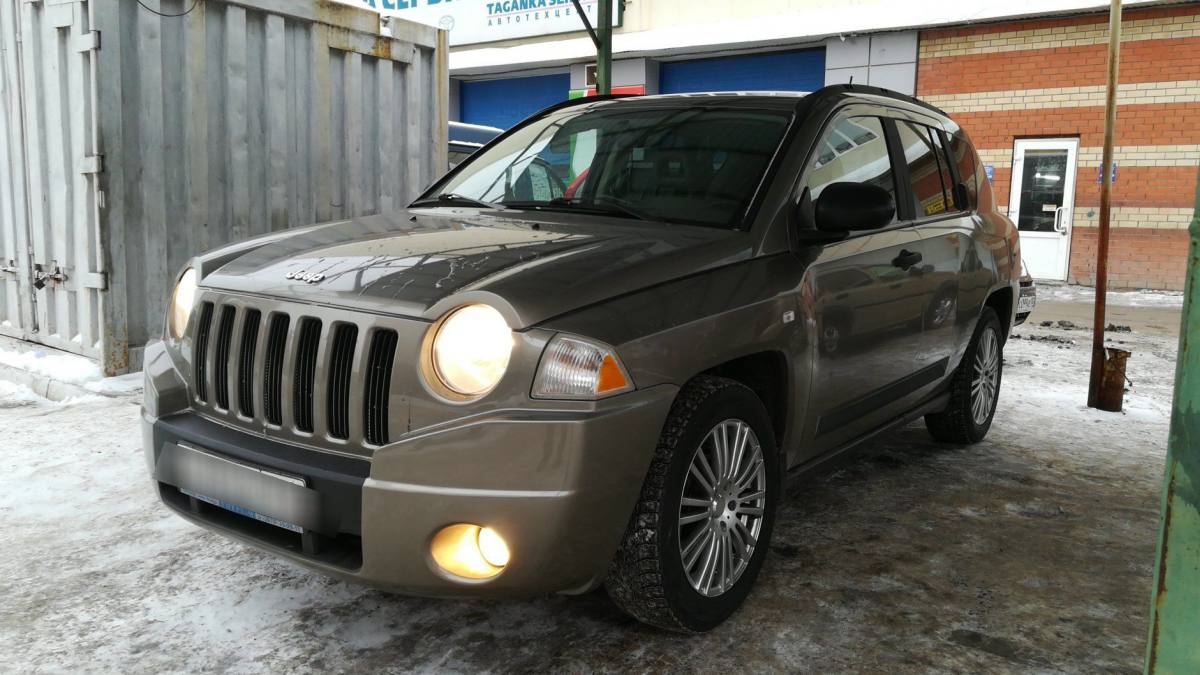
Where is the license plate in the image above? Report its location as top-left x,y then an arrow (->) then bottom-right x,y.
181,484 -> 305,533
1018,294 -> 1036,313
158,443 -> 317,534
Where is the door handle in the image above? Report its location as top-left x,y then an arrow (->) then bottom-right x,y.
892,249 -> 923,270
1054,206 -> 1070,237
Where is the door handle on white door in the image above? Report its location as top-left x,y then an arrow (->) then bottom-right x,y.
1054,206 -> 1070,236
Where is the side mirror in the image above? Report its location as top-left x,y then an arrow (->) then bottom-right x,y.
815,182 -> 896,232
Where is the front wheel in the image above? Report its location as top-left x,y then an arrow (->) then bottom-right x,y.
925,308 -> 1003,443
606,376 -> 780,632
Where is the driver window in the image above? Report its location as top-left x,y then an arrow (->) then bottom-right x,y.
804,116 -> 897,224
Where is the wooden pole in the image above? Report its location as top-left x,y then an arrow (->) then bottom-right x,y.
1088,0 -> 1122,409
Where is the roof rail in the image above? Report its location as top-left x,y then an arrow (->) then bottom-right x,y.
808,83 -> 950,118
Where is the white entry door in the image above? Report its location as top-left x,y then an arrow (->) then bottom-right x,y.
1008,138 -> 1079,281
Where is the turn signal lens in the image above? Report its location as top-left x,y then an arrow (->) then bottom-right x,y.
532,335 -> 633,400
430,523 -> 509,580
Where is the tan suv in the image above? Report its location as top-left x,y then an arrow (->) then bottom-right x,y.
143,85 -> 1020,632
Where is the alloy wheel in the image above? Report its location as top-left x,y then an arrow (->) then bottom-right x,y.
971,327 -> 1000,425
677,419 -> 767,597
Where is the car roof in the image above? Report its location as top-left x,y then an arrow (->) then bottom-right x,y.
554,85 -> 951,123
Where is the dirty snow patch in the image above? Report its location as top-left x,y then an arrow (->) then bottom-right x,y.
1038,284 -> 1184,308
83,372 -> 143,396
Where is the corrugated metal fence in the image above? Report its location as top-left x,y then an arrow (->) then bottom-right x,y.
0,0 -> 447,374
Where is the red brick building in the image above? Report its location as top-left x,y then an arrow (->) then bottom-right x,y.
917,3 -> 1199,290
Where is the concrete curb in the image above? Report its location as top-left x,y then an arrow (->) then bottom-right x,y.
0,362 -> 141,403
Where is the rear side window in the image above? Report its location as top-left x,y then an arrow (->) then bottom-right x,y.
894,120 -> 953,218
946,132 -> 979,210
805,116 -> 897,222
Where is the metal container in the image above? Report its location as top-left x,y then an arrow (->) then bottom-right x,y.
0,0 -> 448,375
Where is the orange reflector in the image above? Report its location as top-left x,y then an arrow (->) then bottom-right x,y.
596,354 -> 631,394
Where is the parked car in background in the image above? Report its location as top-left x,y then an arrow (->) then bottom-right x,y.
1015,259 -> 1037,325
143,85 -> 1020,633
449,121 -> 502,169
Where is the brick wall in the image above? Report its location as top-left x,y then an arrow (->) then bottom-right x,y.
918,4 -> 1200,290
1068,227 -> 1191,290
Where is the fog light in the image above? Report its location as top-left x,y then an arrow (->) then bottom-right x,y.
430,524 -> 509,580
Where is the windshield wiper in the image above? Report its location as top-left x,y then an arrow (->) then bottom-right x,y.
410,193 -> 503,210
501,197 -> 650,222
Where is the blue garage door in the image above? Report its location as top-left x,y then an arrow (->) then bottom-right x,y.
459,73 -> 570,129
660,49 -> 826,94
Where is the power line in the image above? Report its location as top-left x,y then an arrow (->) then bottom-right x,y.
135,0 -> 200,18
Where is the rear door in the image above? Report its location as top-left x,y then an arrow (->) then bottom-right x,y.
799,112 -> 932,457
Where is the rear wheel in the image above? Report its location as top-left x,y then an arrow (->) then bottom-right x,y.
606,376 -> 779,632
925,308 -> 1003,443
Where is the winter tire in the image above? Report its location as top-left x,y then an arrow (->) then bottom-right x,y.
606,375 -> 780,632
925,307 -> 1003,444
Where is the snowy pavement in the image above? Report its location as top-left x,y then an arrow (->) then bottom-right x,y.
1,320 -> 1176,673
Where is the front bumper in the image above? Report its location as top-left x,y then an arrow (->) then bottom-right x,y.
143,342 -> 678,597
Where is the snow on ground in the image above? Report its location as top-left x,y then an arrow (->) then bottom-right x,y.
0,321 -> 1176,673
0,342 -> 103,383
1037,283 -> 1185,308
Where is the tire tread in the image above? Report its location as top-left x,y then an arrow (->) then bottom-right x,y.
605,375 -> 744,633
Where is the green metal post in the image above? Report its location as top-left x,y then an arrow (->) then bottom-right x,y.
596,0 -> 613,95
1145,164 -> 1200,673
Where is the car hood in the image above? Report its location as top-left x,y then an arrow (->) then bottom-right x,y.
201,208 -> 750,329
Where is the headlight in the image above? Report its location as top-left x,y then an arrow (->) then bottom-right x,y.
427,304 -> 513,398
168,268 -> 198,340
532,334 -> 633,400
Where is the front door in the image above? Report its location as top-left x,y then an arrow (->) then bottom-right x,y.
1008,138 -> 1079,281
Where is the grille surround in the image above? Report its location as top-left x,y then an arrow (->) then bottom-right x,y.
188,293 -> 406,454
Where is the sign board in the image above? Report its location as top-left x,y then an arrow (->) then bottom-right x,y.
984,164 -> 995,184
332,0 -> 620,46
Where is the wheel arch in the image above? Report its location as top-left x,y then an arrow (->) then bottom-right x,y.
984,286 -> 1014,340
699,351 -> 790,451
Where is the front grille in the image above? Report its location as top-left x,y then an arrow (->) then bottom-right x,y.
191,300 -> 399,448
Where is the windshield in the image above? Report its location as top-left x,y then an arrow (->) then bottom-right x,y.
422,105 -> 793,228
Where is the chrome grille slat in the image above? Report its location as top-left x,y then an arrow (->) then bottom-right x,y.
193,302 -> 215,402
363,329 -> 398,446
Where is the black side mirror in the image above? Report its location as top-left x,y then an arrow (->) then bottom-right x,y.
815,182 -> 896,232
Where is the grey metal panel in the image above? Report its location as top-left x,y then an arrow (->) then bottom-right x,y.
867,62 -> 917,96
868,31 -> 918,67
0,0 -> 446,373
0,0 -> 32,340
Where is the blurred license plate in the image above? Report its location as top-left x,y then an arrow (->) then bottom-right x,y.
180,464 -> 306,533
1018,294 -> 1036,313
